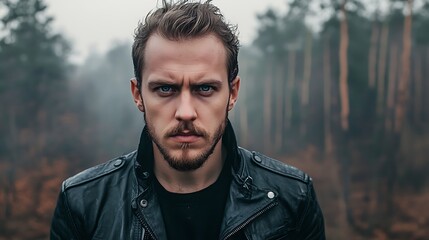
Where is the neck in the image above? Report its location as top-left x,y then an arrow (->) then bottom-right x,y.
153,139 -> 226,194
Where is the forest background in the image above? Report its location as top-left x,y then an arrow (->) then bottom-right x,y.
1,0 -> 429,239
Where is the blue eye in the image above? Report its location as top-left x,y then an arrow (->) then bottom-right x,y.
199,85 -> 212,91
155,85 -> 176,97
160,86 -> 172,92
197,85 -> 215,96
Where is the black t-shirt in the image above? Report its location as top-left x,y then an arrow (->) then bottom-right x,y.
154,163 -> 232,240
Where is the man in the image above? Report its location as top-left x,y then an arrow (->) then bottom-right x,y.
50,1 -> 325,239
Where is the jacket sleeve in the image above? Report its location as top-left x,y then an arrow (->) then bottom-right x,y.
50,184 -> 82,240
297,181 -> 326,240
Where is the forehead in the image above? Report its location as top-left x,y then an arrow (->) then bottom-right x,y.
143,33 -> 228,76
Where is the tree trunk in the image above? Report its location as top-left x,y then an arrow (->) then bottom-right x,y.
426,47 -> 429,121
285,50 -> 296,130
424,47 -> 429,121
300,29 -> 313,138
368,22 -> 380,89
238,80 -> 249,147
376,22 -> 389,117
385,44 -> 398,132
394,0 -> 413,132
382,0 -> 413,231
323,39 -> 333,156
413,50 -> 422,125
338,0 -> 355,231
274,61 -> 284,151
263,55 -> 274,152
301,30 -> 313,108
339,1 -> 350,130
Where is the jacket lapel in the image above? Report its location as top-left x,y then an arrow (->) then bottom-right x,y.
219,159 -> 279,240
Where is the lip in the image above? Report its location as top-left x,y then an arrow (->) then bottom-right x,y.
170,134 -> 201,143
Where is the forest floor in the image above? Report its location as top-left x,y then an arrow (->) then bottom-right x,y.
279,145 -> 429,240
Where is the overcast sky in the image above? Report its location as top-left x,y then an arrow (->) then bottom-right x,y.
45,0 -> 288,63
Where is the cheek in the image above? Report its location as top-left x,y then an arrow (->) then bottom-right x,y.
197,99 -> 229,118
146,105 -> 172,122
143,100 -> 168,123
142,94 -> 168,114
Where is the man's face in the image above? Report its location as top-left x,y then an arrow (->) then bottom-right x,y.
131,33 -> 239,171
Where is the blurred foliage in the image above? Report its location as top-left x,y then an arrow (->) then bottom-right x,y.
0,0 -> 70,103
0,0 -> 71,158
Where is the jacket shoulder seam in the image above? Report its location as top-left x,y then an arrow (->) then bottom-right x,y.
250,151 -> 310,183
63,151 -> 136,191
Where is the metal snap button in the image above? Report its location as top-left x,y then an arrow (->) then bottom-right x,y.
140,199 -> 148,208
267,191 -> 275,199
254,155 -> 262,163
114,159 -> 123,167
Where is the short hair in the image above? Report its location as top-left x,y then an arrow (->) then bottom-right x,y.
132,0 -> 239,89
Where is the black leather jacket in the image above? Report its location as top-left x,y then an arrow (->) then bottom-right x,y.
51,122 -> 325,239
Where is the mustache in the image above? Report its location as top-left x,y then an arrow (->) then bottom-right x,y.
166,122 -> 208,138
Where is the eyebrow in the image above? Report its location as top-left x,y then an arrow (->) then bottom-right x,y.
191,79 -> 223,87
147,79 -> 224,89
147,80 -> 177,89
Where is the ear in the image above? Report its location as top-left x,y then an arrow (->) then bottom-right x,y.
228,76 -> 240,111
130,78 -> 145,112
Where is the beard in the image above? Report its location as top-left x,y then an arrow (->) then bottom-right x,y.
144,114 -> 227,172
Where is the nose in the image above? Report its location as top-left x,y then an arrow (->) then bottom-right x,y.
175,91 -> 197,122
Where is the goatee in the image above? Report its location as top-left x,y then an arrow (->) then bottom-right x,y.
144,114 -> 227,171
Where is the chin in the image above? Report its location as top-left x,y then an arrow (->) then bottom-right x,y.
165,148 -> 214,171
171,149 -> 204,161
167,155 -> 207,171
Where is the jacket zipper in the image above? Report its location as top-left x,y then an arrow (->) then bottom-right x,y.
222,201 -> 278,240
135,207 -> 157,240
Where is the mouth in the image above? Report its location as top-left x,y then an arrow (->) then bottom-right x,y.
170,132 -> 202,143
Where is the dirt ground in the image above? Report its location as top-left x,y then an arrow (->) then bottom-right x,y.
279,146 -> 429,240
